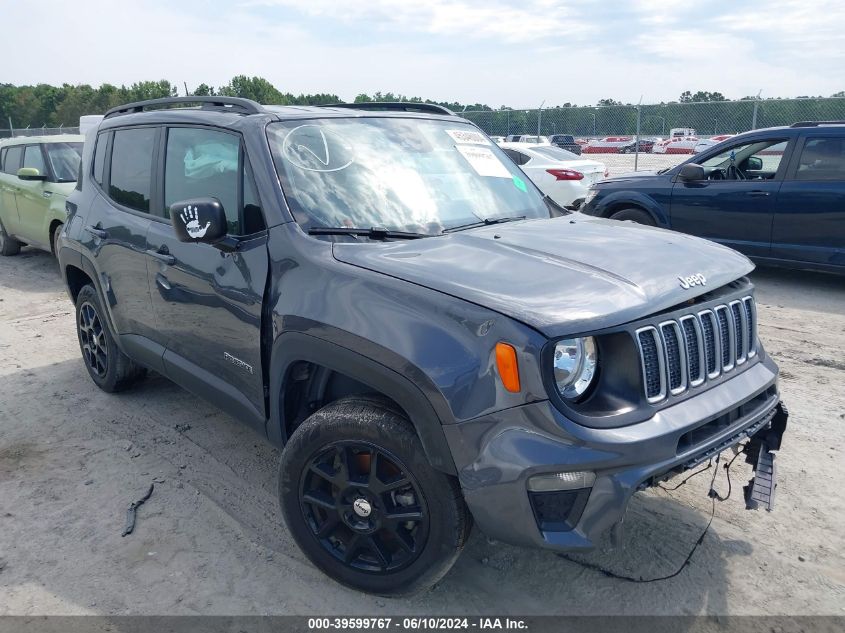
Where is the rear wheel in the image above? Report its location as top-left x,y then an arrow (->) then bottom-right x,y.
0,219 -> 21,256
75,284 -> 145,392
610,208 -> 656,226
279,396 -> 471,596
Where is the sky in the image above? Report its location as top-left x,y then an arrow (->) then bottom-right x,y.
3,0 -> 844,107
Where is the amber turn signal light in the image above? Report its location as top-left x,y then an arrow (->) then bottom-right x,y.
495,342 -> 521,393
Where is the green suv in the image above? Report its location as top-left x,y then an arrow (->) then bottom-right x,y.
0,134 -> 84,256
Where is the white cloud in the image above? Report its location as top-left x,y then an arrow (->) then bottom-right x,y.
1,0 -> 843,108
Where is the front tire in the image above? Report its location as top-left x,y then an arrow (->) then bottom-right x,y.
0,219 -> 21,256
75,284 -> 145,392
279,396 -> 471,596
610,208 -> 656,226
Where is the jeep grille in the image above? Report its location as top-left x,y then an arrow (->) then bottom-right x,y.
636,296 -> 757,403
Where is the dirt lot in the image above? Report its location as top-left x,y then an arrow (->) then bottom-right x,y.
0,247 -> 843,616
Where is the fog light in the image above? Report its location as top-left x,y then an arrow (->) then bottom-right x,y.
527,470 -> 596,492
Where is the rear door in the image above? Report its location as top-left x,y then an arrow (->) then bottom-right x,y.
669,137 -> 792,258
771,134 -> 845,268
145,125 -> 269,430
85,127 -> 159,345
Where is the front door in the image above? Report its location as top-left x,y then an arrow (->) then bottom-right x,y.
145,125 -> 269,430
771,135 -> 845,268
14,144 -> 51,248
669,138 -> 792,259
0,145 -> 24,235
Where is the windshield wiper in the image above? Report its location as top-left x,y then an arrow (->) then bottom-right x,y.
443,215 -> 526,233
308,226 -> 428,240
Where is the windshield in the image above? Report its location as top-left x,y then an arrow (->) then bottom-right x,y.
45,142 -> 83,182
529,146 -> 581,162
268,118 -> 550,235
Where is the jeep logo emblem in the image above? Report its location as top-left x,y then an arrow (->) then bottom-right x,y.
679,273 -> 706,289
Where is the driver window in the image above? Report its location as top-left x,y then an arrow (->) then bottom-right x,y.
700,139 -> 786,181
164,127 -> 240,233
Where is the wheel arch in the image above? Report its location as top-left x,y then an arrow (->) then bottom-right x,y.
269,331 -> 457,475
594,191 -> 669,228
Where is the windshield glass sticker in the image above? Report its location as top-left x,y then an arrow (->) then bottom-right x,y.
455,145 -> 511,178
446,129 -> 490,145
282,124 -> 355,172
512,175 -> 527,192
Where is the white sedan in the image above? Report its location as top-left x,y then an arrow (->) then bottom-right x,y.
499,143 -> 608,208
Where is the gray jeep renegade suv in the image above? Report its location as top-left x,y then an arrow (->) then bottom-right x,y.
58,97 -> 787,595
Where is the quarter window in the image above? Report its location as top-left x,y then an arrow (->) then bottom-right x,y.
109,128 -> 156,213
23,145 -> 47,176
92,133 -> 108,186
795,137 -> 845,181
0,148 -> 6,172
3,146 -> 23,175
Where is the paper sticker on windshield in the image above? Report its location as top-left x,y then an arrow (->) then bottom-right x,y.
446,129 -> 490,145
455,145 -> 511,178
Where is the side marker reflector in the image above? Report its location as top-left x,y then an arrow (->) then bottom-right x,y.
495,342 -> 521,393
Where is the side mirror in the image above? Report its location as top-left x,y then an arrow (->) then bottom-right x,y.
169,198 -> 228,245
18,167 -> 46,181
744,156 -> 763,171
677,163 -> 705,181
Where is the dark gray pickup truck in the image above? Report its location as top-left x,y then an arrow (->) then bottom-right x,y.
58,97 -> 787,595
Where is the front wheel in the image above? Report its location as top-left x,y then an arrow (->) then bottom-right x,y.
279,396 -> 471,596
610,208 -> 656,226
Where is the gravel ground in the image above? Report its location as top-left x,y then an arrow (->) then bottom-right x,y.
0,248 -> 843,616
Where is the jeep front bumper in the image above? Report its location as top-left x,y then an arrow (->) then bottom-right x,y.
442,354 -> 786,551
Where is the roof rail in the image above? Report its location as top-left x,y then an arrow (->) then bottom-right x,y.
319,102 -> 456,116
790,120 -> 845,127
104,96 -> 264,119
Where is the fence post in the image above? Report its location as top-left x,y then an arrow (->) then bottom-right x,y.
751,100 -> 759,130
634,104 -> 642,171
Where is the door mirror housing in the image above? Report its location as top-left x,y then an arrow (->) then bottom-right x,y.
17,167 -> 46,181
744,156 -> 763,171
169,198 -> 228,245
677,163 -> 705,181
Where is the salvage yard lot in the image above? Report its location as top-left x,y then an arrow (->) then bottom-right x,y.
0,248 -> 843,615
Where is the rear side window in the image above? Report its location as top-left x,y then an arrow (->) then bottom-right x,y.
109,128 -> 156,213
92,133 -> 108,186
23,145 -> 47,176
503,148 -> 530,165
3,146 -> 23,174
795,137 -> 845,181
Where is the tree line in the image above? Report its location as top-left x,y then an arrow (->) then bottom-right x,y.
1,76 -> 843,129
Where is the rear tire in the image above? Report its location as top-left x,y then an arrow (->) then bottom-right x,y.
610,208 -> 656,226
279,395 -> 471,596
75,284 -> 145,392
0,219 -> 21,256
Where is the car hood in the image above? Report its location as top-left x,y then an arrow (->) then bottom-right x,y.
332,214 -> 754,338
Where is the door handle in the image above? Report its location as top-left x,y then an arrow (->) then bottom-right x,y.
146,247 -> 176,265
747,191 -> 770,197
85,225 -> 108,239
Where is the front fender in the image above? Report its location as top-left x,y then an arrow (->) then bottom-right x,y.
593,190 -> 670,228
268,330 -> 458,474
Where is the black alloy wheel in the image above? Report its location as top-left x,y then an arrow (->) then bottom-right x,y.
300,441 -> 430,573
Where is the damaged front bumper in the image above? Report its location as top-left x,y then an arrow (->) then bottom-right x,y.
443,355 -> 788,552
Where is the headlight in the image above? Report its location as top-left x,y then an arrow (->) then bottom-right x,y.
553,337 -> 598,400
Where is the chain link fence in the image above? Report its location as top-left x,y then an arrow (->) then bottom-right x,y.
0,127 -> 81,140
462,97 -> 845,175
